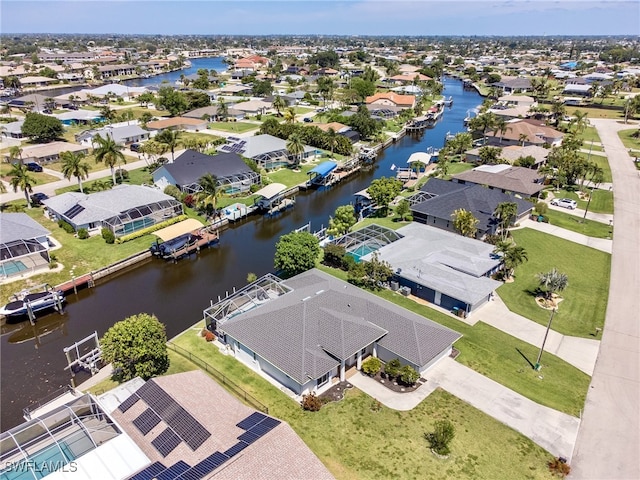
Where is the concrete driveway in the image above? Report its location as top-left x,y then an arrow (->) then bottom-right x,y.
570,119 -> 640,479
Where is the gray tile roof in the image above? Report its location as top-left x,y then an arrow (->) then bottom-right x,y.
241,134 -> 314,159
364,223 -> 502,306
452,165 -> 544,196
222,269 -> 461,384
166,150 -> 254,185
413,178 -> 533,234
0,213 -> 50,243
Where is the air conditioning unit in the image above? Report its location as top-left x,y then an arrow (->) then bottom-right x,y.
390,281 -> 400,292
401,287 -> 411,296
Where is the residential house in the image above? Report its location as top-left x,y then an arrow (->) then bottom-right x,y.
4,141 -> 89,164
484,119 -> 564,147
499,145 -> 549,168
76,124 -> 150,147
409,178 -> 533,238
493,77 -> 532,94
42,185 -> 183,237
0,213 -> 52,279
452,164 -> 545,197
206,269 -> 461,396
388,72 -> 431,84
145,117 -> 208,133
183,105 -> 245,121
232,99 -> 272,116
221,134 -> 317,171
0,120 -> 25,139
562,84 -> 593,97
361,223 -> 502,316
97,64 -> 136,79
153,150 -> 260,194
365,92 -> 416,109
18,76 -> 57,89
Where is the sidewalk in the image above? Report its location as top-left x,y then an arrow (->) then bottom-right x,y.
477,294 -> 600,375
350,358 -> 580,461
521,219 -> 612,253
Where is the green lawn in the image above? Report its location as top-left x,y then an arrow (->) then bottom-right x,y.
618,127 -> 640,156
316,265 -> 588,416
545,209 -> 613,238
0,164 -> 60,186
55,165 -> 153,194
571,107 -> 625,120
578,152 -> 612,183
498,228 -> 610,338
580,126 -> 602,144
266,164 -> 316,188
208,122 -> 259,133
550,189 -> 613,214
445,161 -> 475,177
352,214 -> 408,231
172,328 -> 555,480
180,131 -> 224,145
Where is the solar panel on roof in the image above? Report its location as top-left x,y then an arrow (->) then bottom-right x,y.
258,417 -> 281,429
152,427 -> 182,457
118,394 -> 139,413
128,461 -> 166,480
63,204 -> 85,219
223,441 -> 248,458
133,408 -> 161,435
137,380 -> 211,451
236,412 -> 267,430
238,430 -> 261,444
248,421 -> 276,436
156,460 -> 190,480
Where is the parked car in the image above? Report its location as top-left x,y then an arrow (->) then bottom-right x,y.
31,192 -> 49,206
551,198 -> 577,209
26,162 -> 43,172
303,117 -> 313,123
130,143 -> 141,152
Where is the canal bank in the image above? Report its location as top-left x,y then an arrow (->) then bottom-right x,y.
0,77 -> 483,430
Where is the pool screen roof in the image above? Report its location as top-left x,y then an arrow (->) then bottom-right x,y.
331,224 -> 404,254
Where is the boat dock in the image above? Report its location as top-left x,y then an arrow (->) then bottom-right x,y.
266,198 -> 295,216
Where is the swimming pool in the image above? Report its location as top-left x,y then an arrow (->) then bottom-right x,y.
0,261 -> 28,277
348,244 -> 379,263
0,441 -> 75,480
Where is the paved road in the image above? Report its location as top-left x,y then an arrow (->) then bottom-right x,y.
571,120 -> 640,480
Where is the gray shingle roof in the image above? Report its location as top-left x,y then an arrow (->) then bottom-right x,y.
222,269 -> 461,384
241,134 -> 315,159
452,165 -> 544,196
167,150 -> 254,185
0,213 -> 50,243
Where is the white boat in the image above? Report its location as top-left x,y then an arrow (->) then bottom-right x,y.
0,287 -> 65,320
443,96 -> 453,107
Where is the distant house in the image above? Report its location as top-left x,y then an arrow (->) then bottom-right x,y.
145,117 -> 208,132
562,84 -> 592,97
0,213 -> 52,279
409,178 -> 533,238
452,164 -> 545,197
19,76 -> 57,89
76,124 -> 150,147
499,145 -> 549,168
82,83 -> 148,100
231,99 -> 272,116
493,77 -> 532,94
183,105 -> 245,121
153,150 -> 260,194
361,223 -> 502,316
4,141 -> 89,164
220,134 -> 317,171
42,185 -> 183,237
0,120 -> 25,139
206,269 -> 461,396
365,92 -> 416,109
484,119 -> 564,147
388,72 -> 431,84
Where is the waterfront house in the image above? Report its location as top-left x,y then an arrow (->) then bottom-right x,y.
76,124 -> 149,147
183,105 -> 245,121
0,213 -> 52,279
365,92 -> 416,109
220,134 -> 317,171
206,269 -> 461,396
361,223 -> 502,316
409,178 -> 533,239
42,185 -> 183,237
493,77 -> 532,94
153,150 -> 260,194
452,164 -> 545,197
484,119 -> 564,147
145,117 -> 208,133
3,141 -> 89,164
18,76 -> 57,89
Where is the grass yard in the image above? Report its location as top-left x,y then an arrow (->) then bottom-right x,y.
352,214 -> 409,231
207,122 -> 258,133
445,161 -> 475,177
54,165 -> 152,194
571,107 -> 625,120
549,188 -> 613,214
0,204 -> 151,305
617,127 -> 640,155
498,228 -> 610,338
578,151 -> 612,183
172,328 -> 556,480
179,131 -> 224,145
545,209 -> 612,238
266,164 -> 316,187
316,265 -> 588,416
0,164 -> 60,186
580,126 -> 602,145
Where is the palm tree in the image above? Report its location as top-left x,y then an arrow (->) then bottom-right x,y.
155,129 -> 182,163
451,208 -> 479,238
273,95 -> 287,117
0,181 -> 6,194
494,201 -> 518,241
286,132 -> 305,168
9,163 -> 35,207
536,268 -> 569,301
93,133 -> 125,185
493,241 -> 528,281
518,133 -> 529,147
60,151 -> 90,193
325,128 -> 338,158
284,107 -> 296,124
492,116 -> 511,144
8,146 -> 23,165
217,97 -> 228,122
550,100 -> 566,127
197,173 -> 220,217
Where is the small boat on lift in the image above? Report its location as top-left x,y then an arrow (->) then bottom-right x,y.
150,232 -> 199,259
443,96 -> 453,107
0,285 -> 65,321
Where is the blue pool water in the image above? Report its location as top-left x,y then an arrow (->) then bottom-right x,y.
0,441 -> 75,480
348,244 -> 378,262
0,261 -> 27,277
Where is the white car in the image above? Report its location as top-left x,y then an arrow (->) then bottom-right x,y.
551,198 -> 577,209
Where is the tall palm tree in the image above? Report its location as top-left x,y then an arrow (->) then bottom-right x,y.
492,116 -> 511,144
325,128 -> 339,158
451,208 -> 479,238
155,128 -> 182,163
283,107 -> 296,124
8,146 -> 23,165
536,268 -> 569,301
93,133 -> 125,185
9,163 -> 35,207
494,201 -> 518,241
518,133 -> 529,147
502,244 -> 528,281
273,95 -> 287,116
60,151 -> 90,193
197,173 -> 221,216
286,132 -> 305,168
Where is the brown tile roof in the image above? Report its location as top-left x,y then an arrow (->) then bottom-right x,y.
491,119 -> 563,144
145,117 -> 208,130
389,73 -> 431,82
365,92 -> 415,107
112,371 -> 334,479
314,122 -> 348,133
453,165 -> 544,196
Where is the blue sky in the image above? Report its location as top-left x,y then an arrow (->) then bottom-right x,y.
2,1 -> 637,36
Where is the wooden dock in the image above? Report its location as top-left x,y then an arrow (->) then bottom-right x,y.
166,227 -> 219,262
267,198 -> 295,216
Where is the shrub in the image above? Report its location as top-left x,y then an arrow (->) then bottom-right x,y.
58,219 -> 75,234
548,458 -> 571,477
384,358 -> 402,379
183,194 -> 195,207
539,191 -> 549,200
425,419 -> 456,456
483,234 -> 501,245
164,185 -> 182,200
301,393 -> 322,412
101,228 -> 115,244
323,243 -> 347,269
399,365 -> 420,385
115,215 -> 187,243
204,330 -> 215,342
534,201 -> 548,215
48,260 -> 58,269
77,228 -> 89,239
361,356 -> 382,376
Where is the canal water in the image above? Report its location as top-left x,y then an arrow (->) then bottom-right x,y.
0,75 -> 482,430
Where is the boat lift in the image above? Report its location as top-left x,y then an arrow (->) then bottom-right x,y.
63,331 -> 102,384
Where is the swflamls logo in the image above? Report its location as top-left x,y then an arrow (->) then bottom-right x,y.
4,460 -> 78,474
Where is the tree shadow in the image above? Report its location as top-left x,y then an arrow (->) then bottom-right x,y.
516,348 -> 535,369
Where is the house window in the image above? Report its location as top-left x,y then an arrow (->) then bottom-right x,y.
318,372 -> 330,387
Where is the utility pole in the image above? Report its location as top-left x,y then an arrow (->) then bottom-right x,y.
581,141 -> 594,224
535,307 -> 556,371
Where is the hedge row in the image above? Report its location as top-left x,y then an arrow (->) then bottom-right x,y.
115,214 -> 188,243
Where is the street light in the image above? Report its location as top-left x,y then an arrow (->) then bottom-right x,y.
535,307 -> 556,371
